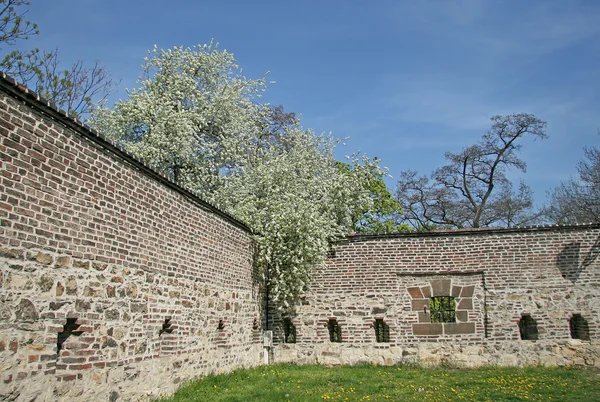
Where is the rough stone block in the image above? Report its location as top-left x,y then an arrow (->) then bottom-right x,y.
411,299 -> 429,312
457,298 -> 473,310
421,286 -> 432,298
15,299 -> 38,321
460,285 -> 475,298
455,311 -> 468,322
412,323 -> 442,335
451,285 -> 462,297
418,312 -> 431,323
30,252 -> 52,265
407,287 -> 424,298
55,256 -> 71,268
431,279 -> 451,296
0,248 -> 23,259
444,322 -> 475,334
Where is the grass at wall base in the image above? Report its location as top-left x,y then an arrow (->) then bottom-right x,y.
156,363 -> 599,402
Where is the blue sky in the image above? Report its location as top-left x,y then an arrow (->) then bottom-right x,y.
10,0 -> 600,207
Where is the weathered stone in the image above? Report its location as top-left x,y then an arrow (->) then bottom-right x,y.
15,299 -> 38,321
110,276 -> 124,284
56,282 -> 64,296
455,311 -> 468,322
72,259 -> 90,269
75,299 -> 91,312
93,261 -> 108,271
105,309 -> 119,320
0,302 -> 12,321
55,256 -> 71,268
418,312 -> 430,323
7,273 -> 34,290
457,298 -> 473,310
407,287 -> 424,298
49,301 -> 68,311
431,279 -> 451,296
38,275 -> 54,292
126,284 -> 137,298
130,302 -> 147,313
460,285 -> 475,298
444,322 -> 475,334
30,251 -> 53,265
412,323 -> 442,335
66,276 -> 78,295
0,248 -> 23,259
411,299 -> 429,311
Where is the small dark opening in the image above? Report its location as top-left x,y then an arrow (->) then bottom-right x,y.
253,317 -> 259,330
217,319 -> 225,331
518,314 -> 538,340
374,319 -> 390,343
159,318 -> 173,336
430,296 -> 456,323
569,314 -> 590,341
57,318 -> 83,353
283,318 -> 296,343
328,319 -> 342,343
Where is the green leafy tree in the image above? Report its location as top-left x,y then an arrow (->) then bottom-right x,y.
91,43 -> 383,308
396,114 -> 547,229
338,161 -> 407,233
0,0 -> 117,118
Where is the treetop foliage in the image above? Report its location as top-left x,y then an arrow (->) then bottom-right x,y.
90,43 -> 394,308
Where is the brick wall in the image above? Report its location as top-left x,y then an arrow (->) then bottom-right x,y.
2,72 -> 600,400
0,76 -> 264,401
274,226 -> 600,368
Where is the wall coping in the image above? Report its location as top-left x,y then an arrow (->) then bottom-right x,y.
335,223 -> 600,243
0,72 -> 254,234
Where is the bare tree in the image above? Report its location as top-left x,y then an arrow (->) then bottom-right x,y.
546,137 -> 600,224
396,114 -> 547,229
0,1 -> 117,118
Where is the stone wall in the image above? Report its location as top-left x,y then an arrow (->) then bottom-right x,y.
0,76 -> 264,401
273,225 -> 600,368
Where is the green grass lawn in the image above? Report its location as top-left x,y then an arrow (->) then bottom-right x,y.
157,363 -> 599,402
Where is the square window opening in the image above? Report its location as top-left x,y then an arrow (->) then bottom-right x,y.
430,296 -> 456,323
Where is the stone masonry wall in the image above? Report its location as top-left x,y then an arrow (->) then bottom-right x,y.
0,77 -> 264,401
273,226 -> 600,368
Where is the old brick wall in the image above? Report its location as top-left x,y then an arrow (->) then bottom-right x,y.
274,225 -> 600,368
0,77 -> 264,401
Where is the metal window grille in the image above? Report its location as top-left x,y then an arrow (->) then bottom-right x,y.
374,319 -> 390,343
430,296 -> 456,323
518,315 -> 539,340
283,318 -> 296,343
328,319 -> 342,343
569,314 -> 590,341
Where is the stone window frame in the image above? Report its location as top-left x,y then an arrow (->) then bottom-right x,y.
407,278 -> 476,336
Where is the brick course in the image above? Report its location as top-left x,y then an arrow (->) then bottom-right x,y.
273,226 -> 600,367
1,73 -> 600,400
0,76 -> 264,401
